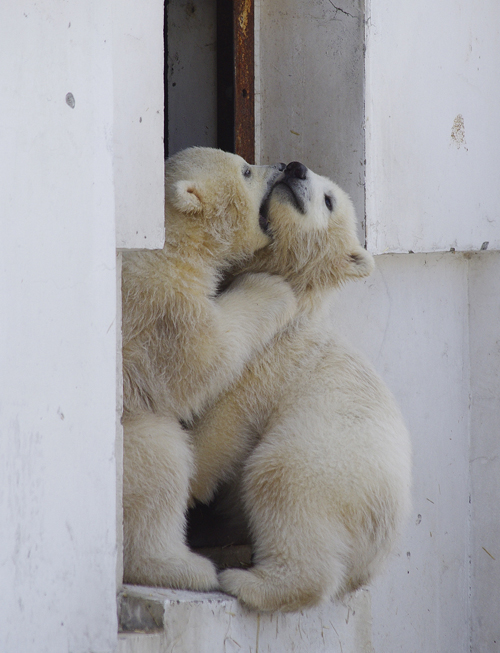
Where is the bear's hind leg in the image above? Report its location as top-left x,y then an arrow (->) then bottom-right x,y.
218,438 -> 350,611
218,537 -> 349,612
123,413 -> 219,591
219,564 -> 325,612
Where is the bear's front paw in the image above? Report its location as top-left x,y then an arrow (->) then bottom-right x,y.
126,550 -> 220,592
179,552 -> 220,591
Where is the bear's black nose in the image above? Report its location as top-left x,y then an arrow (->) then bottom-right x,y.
285,161 -> 308,180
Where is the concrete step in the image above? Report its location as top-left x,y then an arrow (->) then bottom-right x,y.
116,584 -> 374,653
117,632 -> 163,653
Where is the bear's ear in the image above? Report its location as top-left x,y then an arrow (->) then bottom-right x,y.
173,180 -> 204,214
345,246 -> 375,279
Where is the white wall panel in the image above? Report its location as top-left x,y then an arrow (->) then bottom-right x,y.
258,0 -> 366,238
333,253 -> 471,652
365,0 -> 500,253
469,251 -> 500,652
0,3 -> 118,651
114,0 -> 165,250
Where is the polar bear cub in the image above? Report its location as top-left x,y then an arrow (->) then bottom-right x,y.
190,161 -> 412,611
121,148 -> 297,590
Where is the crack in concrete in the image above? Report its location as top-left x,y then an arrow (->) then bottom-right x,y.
328,1 -> 356,19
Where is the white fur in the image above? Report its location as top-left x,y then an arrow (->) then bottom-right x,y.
190,166 -> 412,611
122,148 -> 297,589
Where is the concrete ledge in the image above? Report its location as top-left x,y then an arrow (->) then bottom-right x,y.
117,584 -> 374,652
117,632 -> 164,653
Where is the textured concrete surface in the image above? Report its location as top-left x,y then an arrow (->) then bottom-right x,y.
117,585 -> 374,653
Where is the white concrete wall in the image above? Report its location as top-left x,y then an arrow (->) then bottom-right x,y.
334,253 -> 472,652
365,0 -> 500,254
114,0 -> 165,250
469,251 -> 500,652
334,251 -> 500,652
0,0 -> 165,647
360,4 -> 500,647
0,4 -> 119,652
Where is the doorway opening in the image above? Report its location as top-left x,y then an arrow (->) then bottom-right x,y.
164,0 -> 255,163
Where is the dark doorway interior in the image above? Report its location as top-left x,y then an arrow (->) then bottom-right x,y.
164,0 -> 254,162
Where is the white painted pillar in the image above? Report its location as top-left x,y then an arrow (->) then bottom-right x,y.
0,4 -> 118,652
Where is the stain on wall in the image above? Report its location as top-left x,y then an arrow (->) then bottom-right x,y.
451,114 -> 467,150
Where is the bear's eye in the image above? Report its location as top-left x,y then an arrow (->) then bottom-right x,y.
324,195 -> 333,211
243,166 -> 252,179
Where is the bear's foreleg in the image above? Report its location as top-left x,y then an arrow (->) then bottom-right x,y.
122,412 -> 219,590
189,392 -> 256,506
214,273 -> 296,376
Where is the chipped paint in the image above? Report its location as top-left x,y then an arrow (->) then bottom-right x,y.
451,114 -> 467,149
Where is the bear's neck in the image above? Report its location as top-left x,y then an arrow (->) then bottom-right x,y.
290,282 -> 332,317
162,226 -> 237,297
245,247 -> 342,315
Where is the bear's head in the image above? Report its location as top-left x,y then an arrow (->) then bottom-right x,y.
164,147 -> 285,265
247,161 -> 374,295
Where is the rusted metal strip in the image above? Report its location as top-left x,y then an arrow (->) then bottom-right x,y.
233,0 -> 255,163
